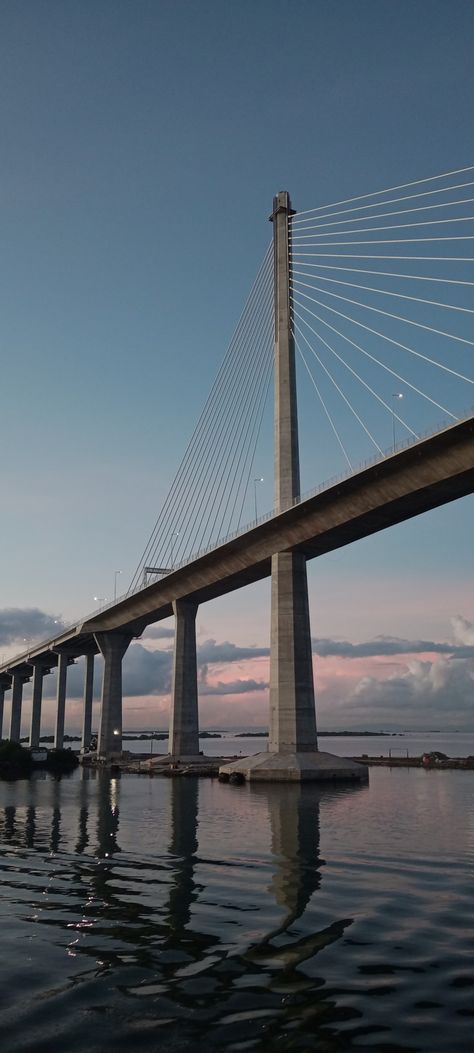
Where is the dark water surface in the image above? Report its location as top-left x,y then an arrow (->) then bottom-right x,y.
0,769 -> 473,1052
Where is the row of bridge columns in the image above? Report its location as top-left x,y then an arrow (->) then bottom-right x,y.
0,652 -> 95,752
0,191 -> 318,765
0,603 -> 202,760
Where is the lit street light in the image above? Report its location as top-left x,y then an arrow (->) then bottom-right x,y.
114,569 -> 123,601
391,393 -> 404,453
253,477 -> 264,522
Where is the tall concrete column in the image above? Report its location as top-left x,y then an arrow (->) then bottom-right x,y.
0,675 -> 11,739
94,632 -> 132,758
29,660 -> 53,748
168,599 -> 199,758
82,652 -> 95,750
9,673 -> 25,742
269,191 -> 317,753
269,551 -> 317,752
54,651 -> 70,749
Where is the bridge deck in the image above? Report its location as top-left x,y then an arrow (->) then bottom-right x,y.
2,415 -> 473,674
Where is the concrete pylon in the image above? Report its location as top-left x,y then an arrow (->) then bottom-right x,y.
269,550 -> 317,752
9,673 -> 25,742
81,652 -> 95,750
95,631 -> 132,758
269,191 -> 317,753
168,599 -> 199,758
0,675 -> 11,739
53,650 -> 72,749
219,192 -> 367,784
29,659 -> 53,748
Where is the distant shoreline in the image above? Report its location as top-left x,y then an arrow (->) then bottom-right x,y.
19,729 -> 404,745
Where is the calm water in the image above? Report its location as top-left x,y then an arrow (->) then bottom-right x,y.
0,769 -> 473,1052
128,731 -> 474,758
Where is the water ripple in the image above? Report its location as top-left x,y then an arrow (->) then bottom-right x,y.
0,769 -> 473,1051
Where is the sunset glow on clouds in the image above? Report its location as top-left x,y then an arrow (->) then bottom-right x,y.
1,609 -> 472,734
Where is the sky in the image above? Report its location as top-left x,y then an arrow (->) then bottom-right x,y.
0,0 -> 473,731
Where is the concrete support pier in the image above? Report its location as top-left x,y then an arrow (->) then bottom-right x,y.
95,632 -> 132,758
0,675 -> 11,739
82,652 -> 95,750
9,673 -> 25,742
269,550 -> 317,753
168,599 -> 199,758
54,650 -> 72,749
29,659 -> 53,748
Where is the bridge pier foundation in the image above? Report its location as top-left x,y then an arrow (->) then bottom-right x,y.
82,652 -> 95,750
95,631 -> 132,758
168,599 -> 199,758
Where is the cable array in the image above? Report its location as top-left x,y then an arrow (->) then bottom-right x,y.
130,165 -> 474,597
290,165 -> 474,464
129,245 -> 274,592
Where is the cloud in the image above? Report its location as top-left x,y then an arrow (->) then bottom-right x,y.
0,608 -> 65,645
3,608 -> 473,731
197,639 -> 269,664
142,625 -> 175,640
312,632 -> 474,660
340,655 -> 474,729
122,643 -> 172,696
200,678 -> 268,696
451,615 -> 474,647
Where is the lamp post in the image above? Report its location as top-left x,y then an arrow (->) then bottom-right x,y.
253,477 -> 264,522
113,570 -> 122,601
391,393 -> 404,453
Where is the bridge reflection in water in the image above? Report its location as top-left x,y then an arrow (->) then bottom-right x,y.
0,772 -> 368,1052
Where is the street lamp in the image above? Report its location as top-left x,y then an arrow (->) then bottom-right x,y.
391,393 -> 404,453
113,570 -> 123,601
253,477 -> 264,522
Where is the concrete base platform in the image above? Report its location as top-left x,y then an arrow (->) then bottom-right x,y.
148,753 -> 223,768
219,750 -> 369,783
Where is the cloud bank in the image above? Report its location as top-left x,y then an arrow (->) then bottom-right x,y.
1,609 -> 473,730
0,608 -> 65,645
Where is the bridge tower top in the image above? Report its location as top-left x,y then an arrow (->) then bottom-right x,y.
270,191 -> 300,513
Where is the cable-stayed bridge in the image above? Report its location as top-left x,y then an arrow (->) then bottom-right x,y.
1,166 -> 473,779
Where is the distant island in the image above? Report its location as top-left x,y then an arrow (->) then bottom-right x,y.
123,731 -> 222,741
235,730 -> 393,738
17,729 -> 398,745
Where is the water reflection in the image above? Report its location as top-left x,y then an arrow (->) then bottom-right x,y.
96,772 -> 121,858
167,776 -> 200,933
3,772 -> 468,1051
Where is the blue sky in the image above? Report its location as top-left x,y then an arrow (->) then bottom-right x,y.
0,1 -> 473,728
